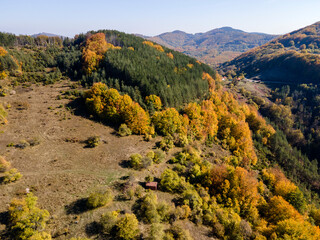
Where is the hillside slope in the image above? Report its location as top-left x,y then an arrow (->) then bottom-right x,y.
147,27 -> 277,65
1,30 -> 320,240
222,21 -> 320,83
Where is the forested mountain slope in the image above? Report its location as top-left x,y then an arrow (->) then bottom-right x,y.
147,27 -> 277,66
1,30 -> 320,240
222,21 -> 320,83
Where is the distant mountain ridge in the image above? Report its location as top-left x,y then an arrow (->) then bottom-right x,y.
221,21 -> 320,84
31,32 -> 66,38
146,27 -> 278,65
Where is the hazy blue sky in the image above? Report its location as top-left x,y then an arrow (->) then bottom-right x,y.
1,0 -> 320,37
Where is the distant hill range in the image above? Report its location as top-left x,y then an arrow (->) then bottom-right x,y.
145,27 -> 278,65
31,32 -> 66,38
221,21 -> 320,84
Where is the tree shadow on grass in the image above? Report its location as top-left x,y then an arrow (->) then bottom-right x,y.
0,211 -> 10,239
0,211 -> 9,226
85,221 -> 103,237
65,198 -> 89,215
0,177 -> 6,185
118,160 -> 131,169
66,98 -> 119,131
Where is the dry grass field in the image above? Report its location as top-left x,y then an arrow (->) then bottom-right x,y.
0,81 -> 228,239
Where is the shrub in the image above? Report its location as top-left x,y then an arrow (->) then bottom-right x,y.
153,149 -> 165,164
146,151 -> 155,159
157,201 -> 172,222
182,189 -> 203,212
100,211 -> 119,234
141,157 -> 153,169
87,189 -> 113,209
3,168 -> 22,184
115,213 -> 140,240
118,124 -> 132,137
134,185 -> 145,198
27,138 -> 40,147
148,223 -> 165,240
158,137 -> 174,152
85,136 -> 100,148
15,140 -> 30,149
130,153 -> 142,170
175,205 -> 191,220
145,175 -> 154,182
135,192 -> 160,224
167,223 -> 194,240
0,156 -> 11,172
160,169 -> 185,193
174,133 -> 189,147
8,193 -> 51,239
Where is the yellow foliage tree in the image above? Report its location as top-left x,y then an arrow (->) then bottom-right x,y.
85,83 -> 151,135
145,95 -> 162,111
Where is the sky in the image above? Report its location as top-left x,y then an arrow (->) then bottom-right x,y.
1,0 -> 320,37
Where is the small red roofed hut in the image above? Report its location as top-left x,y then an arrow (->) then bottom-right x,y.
146,182 -> 157,190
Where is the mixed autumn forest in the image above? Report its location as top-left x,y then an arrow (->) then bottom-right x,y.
1,21 -> 320,240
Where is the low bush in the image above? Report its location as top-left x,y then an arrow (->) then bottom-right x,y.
145,175 -> 154,182
15,140 -> 29,149
118,124 -> 132,137
160,169 -> 185,193
148,223 -> 165,240
85,136 -> 100,148
100,211 -> 119,234
115,213 -> 140,240
141,157 -> 153,169
166,223 -> 194,240
158,137 -> 174,151
130,153 -> 142,170
3,168 -> 22,184
87,189 -> 113,209
0,156 -> 11,172
153,149 -> 165,164
8,193 -> 51,239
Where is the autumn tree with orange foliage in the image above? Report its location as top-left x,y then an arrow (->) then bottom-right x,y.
0,46 -> 7,57
85,83 -> 151,135
82,33 -> 117,75
210,165 -> 260,220
261,168 -> 306,212
260,196 -> 303,224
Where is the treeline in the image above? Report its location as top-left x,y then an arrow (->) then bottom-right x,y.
0,32 -> 64,47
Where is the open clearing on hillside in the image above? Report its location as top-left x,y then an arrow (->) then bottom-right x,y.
0,81 -> 158,238
0,81 -> 225,239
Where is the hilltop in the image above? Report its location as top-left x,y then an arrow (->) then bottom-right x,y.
221,21 -> 320,83
147,27 -> 277,65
